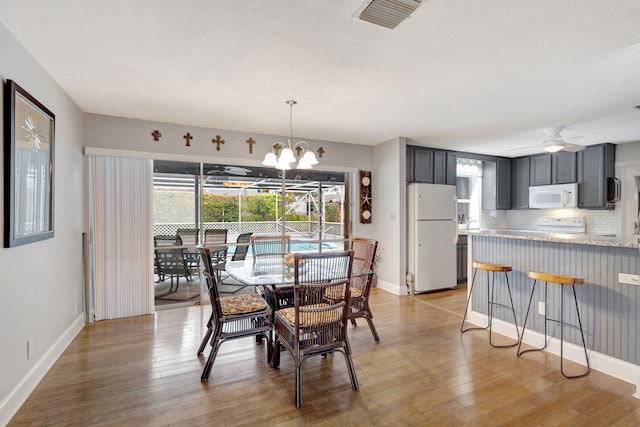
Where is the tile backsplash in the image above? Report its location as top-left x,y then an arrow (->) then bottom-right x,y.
479,208 -> 620,235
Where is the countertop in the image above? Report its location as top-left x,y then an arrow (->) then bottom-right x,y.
460,229 -> 639,248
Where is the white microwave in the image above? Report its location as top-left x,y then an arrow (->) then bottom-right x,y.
529,183 -> 578,209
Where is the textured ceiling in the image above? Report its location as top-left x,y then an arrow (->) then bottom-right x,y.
2,0 -> 640,156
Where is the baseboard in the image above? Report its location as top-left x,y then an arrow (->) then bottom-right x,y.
0,313 -> 85,426
467,311 -> 640,397
376,279 -> 404,295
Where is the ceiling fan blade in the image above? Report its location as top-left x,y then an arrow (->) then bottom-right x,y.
506,144 -> 539,152
561,142 -> 585,152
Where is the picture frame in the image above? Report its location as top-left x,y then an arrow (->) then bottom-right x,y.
3,80 -> 55,247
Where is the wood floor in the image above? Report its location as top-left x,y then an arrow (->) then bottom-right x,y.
10,287 -> 640,426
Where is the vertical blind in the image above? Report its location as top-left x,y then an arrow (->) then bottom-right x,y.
91,156 -> 154,320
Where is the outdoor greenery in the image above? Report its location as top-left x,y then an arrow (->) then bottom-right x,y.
154,190 -> 341,223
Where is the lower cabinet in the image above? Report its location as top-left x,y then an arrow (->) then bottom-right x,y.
456,234 -> 468,283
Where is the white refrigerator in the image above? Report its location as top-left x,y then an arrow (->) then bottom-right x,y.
407,183 -> 458,293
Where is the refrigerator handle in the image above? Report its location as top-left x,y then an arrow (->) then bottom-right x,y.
453,194 -> 459,244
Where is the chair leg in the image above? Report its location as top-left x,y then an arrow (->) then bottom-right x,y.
560,285 -> 590,378
518,281 -> 549,356
295,363 -> 303,408
197,314 -> 213,355
365,315 -> 380,342
201,326 -> 223,381
340,346 -> 359,392
461,268 -> 487,333
489,271 -> 519,348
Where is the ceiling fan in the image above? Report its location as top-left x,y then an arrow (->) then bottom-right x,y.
508,126 -> 585,153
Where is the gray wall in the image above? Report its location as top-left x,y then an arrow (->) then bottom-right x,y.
0,23 -> 85,419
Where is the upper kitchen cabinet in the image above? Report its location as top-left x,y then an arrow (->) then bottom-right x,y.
577,143 -> 616,209
511,156 -> 529,209
551,151 -> 577,184
482,158 -> 511,210
529,151 -> 577,186
406,145 -> 456,185
529,153 -> 552,186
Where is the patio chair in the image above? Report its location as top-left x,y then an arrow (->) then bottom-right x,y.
272,250 -> 358,407
213,232 -> 253,293
177,228 -> 200,278
154,235 -> 191,291
196,246 -> 272,381
204,229 -> 229,268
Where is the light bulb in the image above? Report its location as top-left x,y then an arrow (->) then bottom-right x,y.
262,152 -> 278,167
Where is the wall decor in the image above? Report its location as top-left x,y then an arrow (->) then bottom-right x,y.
151,130 -> 162,141
317,147 -> 325,158
183,132 -> 193,147
4,80 -> 55,247
212,134 -> 225,151
246,137 -> 256,153
359,170 -> 372,224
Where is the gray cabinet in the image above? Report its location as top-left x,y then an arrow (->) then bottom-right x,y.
529,153 -> 552,186
413,147 -> 434,183
511,156 -> 529,209
530,152 -> 577,186
446,152 -> 457,185
577,143 -> 616,209
552,151 -> 577,184
496,158 -> 511,209
406,145 -> 456,185
457,234 -> 468,282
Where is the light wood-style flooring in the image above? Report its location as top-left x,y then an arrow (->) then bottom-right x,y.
9,287 -> 640,426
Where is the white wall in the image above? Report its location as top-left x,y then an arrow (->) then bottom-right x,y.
0,23 -> 85,424
371,137 -> 406,295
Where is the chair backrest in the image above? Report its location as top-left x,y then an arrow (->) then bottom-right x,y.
232,232 -> 253,261
205,229 -> 228,258
251,235 -> 291,272
154,235 -> 186,272
177,228 -> 199,246
198,247 -> 223,320
350,237 -> 378,296
292,250 -> 354,332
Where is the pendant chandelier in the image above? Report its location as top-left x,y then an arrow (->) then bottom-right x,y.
262,100 -> 318,170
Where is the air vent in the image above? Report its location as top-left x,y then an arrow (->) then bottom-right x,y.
358,0 -> 424,29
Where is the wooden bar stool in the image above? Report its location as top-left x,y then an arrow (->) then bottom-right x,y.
517,270 -> 590,379
460,261 -> 519,348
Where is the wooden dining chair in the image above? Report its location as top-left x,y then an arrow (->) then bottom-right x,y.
196,247 -> 272,381
272,250 -> 358,407
250,234 -> 291,274
348,237 -> 380,341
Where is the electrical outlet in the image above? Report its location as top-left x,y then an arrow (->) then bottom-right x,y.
537,301 -> 546,316
618,273 -> 640,285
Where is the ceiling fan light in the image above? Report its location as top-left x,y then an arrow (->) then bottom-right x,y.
543,139 -> 564,153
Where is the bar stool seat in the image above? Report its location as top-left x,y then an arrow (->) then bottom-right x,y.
517,270 -> 590,378
460,261 -> 519,348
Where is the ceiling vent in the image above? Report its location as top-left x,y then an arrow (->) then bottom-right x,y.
358,0 -> 424,29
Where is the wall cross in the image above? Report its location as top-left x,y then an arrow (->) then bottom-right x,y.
151,130 -> 162,141
246,137 -> 256,154
212,135 -> 225,151
183,132 -> 193,147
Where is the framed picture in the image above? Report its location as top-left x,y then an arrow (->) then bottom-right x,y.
3,80 -> 55,247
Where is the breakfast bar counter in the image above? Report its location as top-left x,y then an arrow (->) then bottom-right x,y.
463,230 -> 640,378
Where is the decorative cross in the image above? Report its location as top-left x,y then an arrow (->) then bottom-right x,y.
183,132 -> 193,147
246,137 -> 256,154
212,135 -> 225,151
316,147 -> 325,158
295,146 -> 303,157
151,130 -> 162,141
